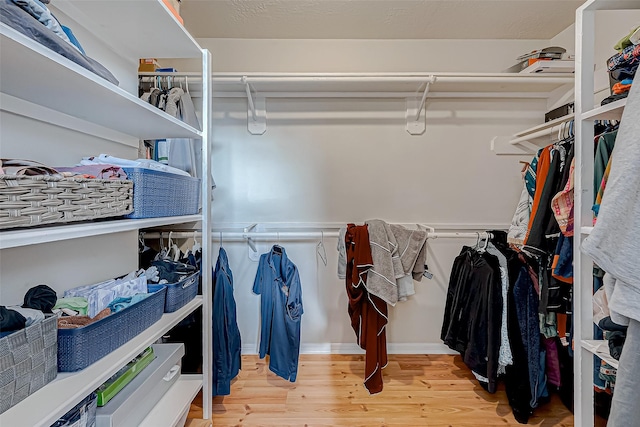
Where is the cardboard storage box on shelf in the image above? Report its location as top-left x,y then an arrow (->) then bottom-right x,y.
138,58 -> 162,72
162,0 -> 182,24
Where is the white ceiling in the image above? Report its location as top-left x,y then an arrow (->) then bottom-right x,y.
180,0 -> 583,40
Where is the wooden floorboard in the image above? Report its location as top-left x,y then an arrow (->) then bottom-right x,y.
189,354 -> 575,426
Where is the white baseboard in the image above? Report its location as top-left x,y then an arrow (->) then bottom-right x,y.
242,343 -> 456,355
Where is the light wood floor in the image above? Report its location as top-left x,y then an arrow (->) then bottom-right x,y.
188,354 -> 575,426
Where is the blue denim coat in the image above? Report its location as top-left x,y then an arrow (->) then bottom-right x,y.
253,246 -> 303,382
213,247 -> 241,396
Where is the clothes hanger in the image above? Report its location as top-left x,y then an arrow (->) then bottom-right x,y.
167,231 -> 181,261
139,233 -> 150,254
192,231 -> 201,253
273,232 -> 283,254
480,232 -> 490,252
316,231 -> 328,267
219,231 -> 223,249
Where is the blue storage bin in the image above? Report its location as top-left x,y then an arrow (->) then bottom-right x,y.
57,288 -> 166,372
148,271 -> 199,313
122,168 -> 200,219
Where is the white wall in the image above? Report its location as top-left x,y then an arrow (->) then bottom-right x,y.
173,38 -> 547,73
184,38 -> 553,353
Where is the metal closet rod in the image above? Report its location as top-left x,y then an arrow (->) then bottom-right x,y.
141,230 -> 493,240
138,73 -> 572,84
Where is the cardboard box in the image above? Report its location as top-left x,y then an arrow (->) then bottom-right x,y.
162,0 -> 182,25
138,58 -> 161,72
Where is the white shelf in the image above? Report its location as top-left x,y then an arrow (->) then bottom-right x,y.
0,24 -> 202,140
581,98 -> 627,121
582,340 -> 619,369
512,112 -> 575,140
0,215 -> 202,249
581,226 -> 594,235
0,297 -> 203,427
581,0 -> 640,11
519,60 -> 575,74
139,374 -> 203,427
51,0 -> 202,60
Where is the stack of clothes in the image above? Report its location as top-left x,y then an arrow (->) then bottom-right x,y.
0,0 -> 118,84
603,25 -> 639,105
0,285 -> 57,338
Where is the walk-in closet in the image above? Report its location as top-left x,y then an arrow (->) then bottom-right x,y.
1,0 -> 639,426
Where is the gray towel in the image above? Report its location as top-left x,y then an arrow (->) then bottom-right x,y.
390,224 -> 428,301
365,219 -> 402,306
337,227 -> 347,280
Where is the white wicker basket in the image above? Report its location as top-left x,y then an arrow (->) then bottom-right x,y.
0,175 -> 133,229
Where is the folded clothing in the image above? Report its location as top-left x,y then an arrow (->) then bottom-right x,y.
58,307 -> 111,329
0,0 -> 119,85
64,273 -> 147,318
0,306 -> 26,333
601,92 -> 629,105
614,26 -> 640,52
53,297 -> 89,316
0,158 -> 60,176
613,79 -> 633,95
610,63 -> 638,82
80,154 -> 191,177
607,44 -> 640,71
23,284 -> 57,313
55,164 -> 128,180
10,0 -> 76,50
608,330 -> 626,360
150,259 -> 197,284
7,306 -> 44,327
107,293 -> 149,313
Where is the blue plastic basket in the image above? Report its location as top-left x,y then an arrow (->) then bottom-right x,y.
148,271 -> 199,313
57,288 -> 166,372
122,168 -> 200,219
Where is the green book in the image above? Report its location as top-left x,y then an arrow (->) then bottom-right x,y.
96,347 -> 156,407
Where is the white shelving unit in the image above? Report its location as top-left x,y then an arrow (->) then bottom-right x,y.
0,298 -> 202,427
0,0 -> 212,425
573,1 -> 638,425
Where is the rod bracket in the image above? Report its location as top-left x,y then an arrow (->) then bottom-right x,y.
244,223 -> 260,261
242,76 -> 267,135
406,76 -> 436,135
491,136 -> 538,155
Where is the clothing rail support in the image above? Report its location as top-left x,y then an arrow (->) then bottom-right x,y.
242,76 -> 267,135
405,75 -> 436,135
415,76 -> 437,121
244,223 -> 259,260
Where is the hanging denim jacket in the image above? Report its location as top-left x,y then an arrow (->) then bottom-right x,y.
253,245 -> 304,382
213,247 -> 241,396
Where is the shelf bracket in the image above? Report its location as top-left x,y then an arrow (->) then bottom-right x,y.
491,136 -> 539,155
406,76 -> 436,135
242,76 -> 266,135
